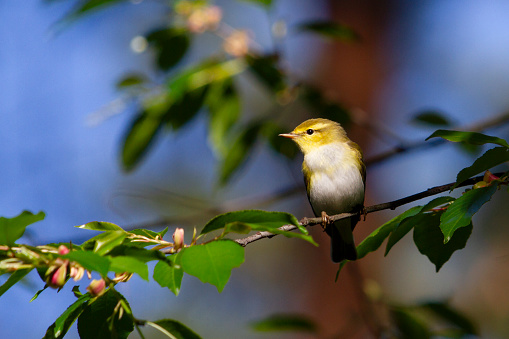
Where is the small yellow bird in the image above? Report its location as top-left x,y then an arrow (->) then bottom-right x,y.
279,118 -> 365,262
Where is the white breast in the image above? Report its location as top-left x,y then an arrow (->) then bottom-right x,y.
305,143 -> 365,215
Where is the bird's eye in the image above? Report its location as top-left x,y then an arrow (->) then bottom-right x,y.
306,129 -> 314,135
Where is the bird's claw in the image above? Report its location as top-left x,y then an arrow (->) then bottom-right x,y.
321,211 -> 332,231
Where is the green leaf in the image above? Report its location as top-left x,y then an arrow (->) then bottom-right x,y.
385,197 -> 455,256
108,256 -> 149,281
357,206 -> 423,259
147,319 -> 202,339
219,123 -> 261,185
206,78 -> 241,156
76,221 -> 125,232
413,213 -> 472,272
121,110 -> 165,171
107,245 -> 169,262
391,307 -> 431,339
412,111 -> 452,127
426,130 -> 509,148
154,254 -> 183,296
64,251 -> 110,277
251,314 -> 318,333
202,210 -> 301,234
165,85 -> 209,130
58,0 -> 124,22
146,28 -> 190,71
180,240 -> 244,292
0,268 -> 32,298
129,227 -> 168,240
78,289 -> 134,339
297,21 -> 359,42
93,231 -> 127,256
420,301 -> 477,335
0,211 -> 45,246
116,73 -> 148,90
454,147 -> 509,187
30,285 -> 49,302
43,293 -> 92,339
245,54 -> 285,93
440,185 -> 498,243
239,0 -> 272,7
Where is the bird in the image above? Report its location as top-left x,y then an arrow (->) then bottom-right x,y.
279,118 -> 365,262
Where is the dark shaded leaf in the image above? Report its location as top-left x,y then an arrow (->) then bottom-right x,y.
0,211 -> 45,246
202,210 -> 301,234
440,184 -> 497,242
391,307 -> 431,339
165,85 -> 209,130
426,130 -> 509,148
219,123 -> 261,185
262,122 -> 299,159
239,0 -> 272,7
301,85 -> 351,126
357,206 -> 423,259
43,293 -> 92,339
412,111 -> 452,127
147,319 -> 202,339
116,73 -> 148,89
78,289 -> 134,339
385,197 -> 455,255
297,21 -> 359,41
146,28 -> 190,71
454,147 -> 509,188
245,54 -> 285,92
413,213 -> 472,272
180,240 -> 244,292
420,301 -> 477,335
107,245 -> 169,262
251,314 -> 318,333
153,254 -> 183,296
0,268 -> 32,298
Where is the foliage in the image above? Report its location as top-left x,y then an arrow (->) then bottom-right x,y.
4,0 -> 508,337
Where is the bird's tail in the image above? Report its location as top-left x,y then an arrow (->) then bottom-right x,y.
328,217 -> 358,263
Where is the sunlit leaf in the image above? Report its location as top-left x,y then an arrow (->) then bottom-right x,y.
78,289 -> 134,339
0,269 -> 32,298
413,212 -> 472,272
180,240 -> 244,292
357,206 -> 423,259
92,231 -> 127,256
108,256 -> 149,280
146,28 -> 190,71
297,21 -> 359,41
251,314 -> 318,333
147,319 -> 202,339
412,111 -> 452,127
219,123 -> 261,185
43,293 -> 92,339
64,251 -> 110,277
153,254 -> 183,296
426,130 -> 509,148
76,221 -> 125,232
440,185 -> 498,242
0,211 -> 45,246
385,197 -> 455,255
107,245 -> 169,262
206,78 -> 241,156
454,147 -> 509,188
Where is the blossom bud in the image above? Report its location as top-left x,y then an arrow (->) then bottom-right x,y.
473,181 -> 488,189
223,31 -> 250,57
70,265 -> 85,282
173,228 -> 185,251
46,263 -> 68,289
112,272 -> 133,283
483,170 -> 499,184
87,279 -> 106,297
58,245 -> 70,255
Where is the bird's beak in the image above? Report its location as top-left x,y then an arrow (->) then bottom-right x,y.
278,132 -> 298,139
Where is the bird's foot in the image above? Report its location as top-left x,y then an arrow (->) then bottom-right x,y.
321,211 -> 332,231
361,207 -> 367,221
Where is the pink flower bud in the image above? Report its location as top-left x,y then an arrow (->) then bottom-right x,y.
87,279 -> 106,297
70,265 -> 84,282
46,263 -> 68,289
173,228 -> 185,251
58,245 -> 70,255
483,170 -> 499,184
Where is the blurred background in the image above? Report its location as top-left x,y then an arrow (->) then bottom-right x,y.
1,0 -> 509,338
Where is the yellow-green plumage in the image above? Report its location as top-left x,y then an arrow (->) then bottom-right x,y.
280,118 -> 365,262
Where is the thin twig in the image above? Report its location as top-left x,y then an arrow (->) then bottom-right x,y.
234,173 -> 504,247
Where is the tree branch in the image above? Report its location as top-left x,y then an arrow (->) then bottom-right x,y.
234,173 -> 504,247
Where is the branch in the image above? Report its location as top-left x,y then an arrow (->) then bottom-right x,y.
234,173 -> 504,247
